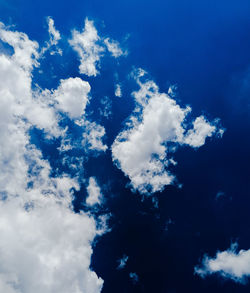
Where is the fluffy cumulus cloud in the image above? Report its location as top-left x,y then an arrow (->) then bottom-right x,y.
86,177 -> 103,206
195,243 -> 250,283
112,69 -> 223,194
69,18 -> 125,76
54,77 -> 90,119
0,23 -> 104,293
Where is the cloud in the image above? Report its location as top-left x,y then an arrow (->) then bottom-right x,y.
86,177 -> 103,206
69,18 -> 104,77
41,17 -> 62,56
184,116 -> 219,148
54,77 -> 90,119
115,83 -> 122,97
104,38 -> 126,58
0,22 -> 104,293
0,22 -> 39,70
111,69 -> 224,194
69,18 -> 125,77
195,243 -> 250,283
82,121 -> 108,152
47,16 -> 61,46
129,272 -> 139,284
117,255 -> 129,270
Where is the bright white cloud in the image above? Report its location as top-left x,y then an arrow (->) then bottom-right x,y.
184,116 -> 217,147
0,22 -> 39,70
54,77 -> 90,119
195,243 -> 250,283
112,69 -> 223,194
42,17 -> 62,56
69,18 -> 104,76
0,23 -> 104,293
86,177 -> 103,206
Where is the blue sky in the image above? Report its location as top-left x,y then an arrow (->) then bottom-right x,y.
1,0 -> 250,292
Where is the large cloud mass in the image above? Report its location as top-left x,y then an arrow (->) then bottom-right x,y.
0,14 -> 226,292
112,69 -> 223,194
0,22 -> 104,293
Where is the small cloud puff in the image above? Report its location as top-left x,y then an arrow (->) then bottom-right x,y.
54,77 -> 90,119
115,83 -> 122,97
86,177 -> 103,206
117,255 -> 129,270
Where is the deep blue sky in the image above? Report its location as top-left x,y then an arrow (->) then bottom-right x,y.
1,0 -> 250,292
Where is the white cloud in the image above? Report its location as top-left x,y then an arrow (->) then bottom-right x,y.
0,22 -> 39,70
86,177 -> 103,206
104,38 -> 126,58
69,18 -> 104,77
111,69 -> 223,194
184,116 -> 217,148
195,243 -> 250,283
47,16 -> 61,46
82,121 -> 108,152
41,17 -> 62,56
69,18 -> 125,77
54,77 -> 91,119
115,83 -> 122,97
0,23 -> 104,293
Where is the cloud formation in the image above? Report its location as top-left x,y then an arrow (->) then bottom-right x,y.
115,83 -> 122,97
40,17 -> 62,55
47,16 -> 61,46
82,121 -> 108,152
112,69 -> 223,194
54,77 -> 90,119
195,243 -> 250,283
0,22 -> 104,293
86,177 -> 103,206
69,18 -> 125,76
104,38 -> 126,58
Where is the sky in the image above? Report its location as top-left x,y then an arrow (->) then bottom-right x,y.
0,0 -> 250,292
